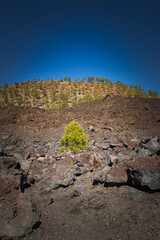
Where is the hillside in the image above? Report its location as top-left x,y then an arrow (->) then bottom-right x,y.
0,95 -> 160,239
0,78 -> 159,110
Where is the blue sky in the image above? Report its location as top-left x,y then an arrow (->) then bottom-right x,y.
0,0 -> 160,93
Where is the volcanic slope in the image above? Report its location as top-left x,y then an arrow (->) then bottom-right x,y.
0,95 -> 160,141
0,95 -> 160,240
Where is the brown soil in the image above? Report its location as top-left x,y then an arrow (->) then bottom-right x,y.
1,95 -> 160,142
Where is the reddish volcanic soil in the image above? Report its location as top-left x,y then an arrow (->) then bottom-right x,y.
0,96 -> 160,240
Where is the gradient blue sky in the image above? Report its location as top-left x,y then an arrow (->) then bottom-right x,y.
0,0 -> 160,93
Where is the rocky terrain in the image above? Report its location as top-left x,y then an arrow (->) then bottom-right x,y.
0,95 -> 160,240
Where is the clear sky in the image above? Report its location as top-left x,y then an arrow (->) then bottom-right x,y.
0,0 -> 160,93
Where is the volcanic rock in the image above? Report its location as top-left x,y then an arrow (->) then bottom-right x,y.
127,157 -> 160,190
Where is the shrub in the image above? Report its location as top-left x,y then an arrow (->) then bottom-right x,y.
59,120 -> 88,153
148,90 -> 159,98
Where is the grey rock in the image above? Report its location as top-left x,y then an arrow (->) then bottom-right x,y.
35,153 -> 40,158
48,156 -> 56,164
93,152 -> 104,160
87,140 -> 95,148
45,142 -> 52,150
107,154 -> 119,165
101,157 -> 112,168
127,168 -> 160,190
88,125 -> 94,132
74,166 -> 87,176
110,142 -> 123,148
60,169 -> 75,187
141,137 -> 151,144
101,142 -> 110,150
117,152 -> 126,161
73,184 -> 86,196
5,146 -> 13,151
49,140 -> 60,152
21,161 -> 31,172
130,151 -> 137,157
33,144 -> 39,149
60,176 -> 75,187
0,169 -> 21,185
35,180 -> 59,194
120,139 -> 129,149
0,194 -> 40,239
137,148 -> 149,157
131,137 -> 139,142
37,157 -> 46,163
143,138 -> 160,156
93,166 -> 110,183
95,142 -> 102,149
15,141 -> 28,150
37,167 -> 77,192
27,169 -> 34,183
88,125 -> 98,132
35,168 -> 50,182
13,152 -> 23,161
103,126 -> 113,131
104,136 -> 109,140
55,155 -> 63,161
46,141 -> 61,152
34,139 -> 40,144
23,151 -> 31,160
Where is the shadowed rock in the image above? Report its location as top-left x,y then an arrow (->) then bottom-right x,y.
127,157 -> 160,191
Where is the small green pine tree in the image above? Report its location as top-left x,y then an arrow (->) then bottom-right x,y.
59,120 -> 88,153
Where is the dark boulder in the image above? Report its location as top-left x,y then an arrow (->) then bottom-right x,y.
142,137 -> 160,156
0,193 -> 40,239
127,157 -> 160,191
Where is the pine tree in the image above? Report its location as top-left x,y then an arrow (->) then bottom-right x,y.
59,120 -> 87,153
